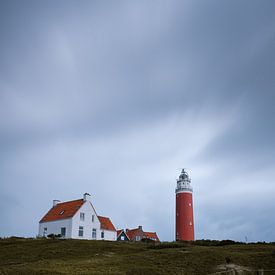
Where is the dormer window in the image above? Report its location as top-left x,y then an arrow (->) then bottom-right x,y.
59,210 -> 65,215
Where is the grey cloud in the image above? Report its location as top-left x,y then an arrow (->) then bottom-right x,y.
0,0 -> 275,241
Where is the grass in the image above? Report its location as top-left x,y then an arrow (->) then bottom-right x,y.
0,238 -> 275,274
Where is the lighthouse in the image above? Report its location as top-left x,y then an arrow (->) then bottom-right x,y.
175,169 -> 194,241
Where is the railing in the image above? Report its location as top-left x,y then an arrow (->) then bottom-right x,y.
175,186 -> 193,193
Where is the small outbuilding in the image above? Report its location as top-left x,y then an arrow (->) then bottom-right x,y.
126,226 -> 160,242
116,229 -> 130,241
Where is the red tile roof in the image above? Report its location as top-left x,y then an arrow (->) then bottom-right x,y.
144,232 -> 160,242
98,216 -> 116,231
39,199 -> 85,223
125,227 -> 160,242
126,227 -> 144,241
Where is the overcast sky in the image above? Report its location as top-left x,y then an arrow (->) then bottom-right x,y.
1,0 -> 275,242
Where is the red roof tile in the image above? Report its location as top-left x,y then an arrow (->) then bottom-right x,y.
125,227 -> 160,241
98,216 -> 116,231
126,228 -> 144,241
40,199 -> 85,223
117,229 -> 123,237
144,232 -> 160,242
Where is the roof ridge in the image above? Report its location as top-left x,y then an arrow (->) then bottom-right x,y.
127,227 -> 139,231
55,198 -> 83,205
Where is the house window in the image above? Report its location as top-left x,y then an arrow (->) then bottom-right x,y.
92,228 -> 97,239
135,236 -> 141,241
79,226 -> 84,237
101,231 -> 104,239
43,227 -> 47,237
121,236 -> 125,241
80,212 -> 85,221
61,227 -> 66,237
92,215 -> 94,222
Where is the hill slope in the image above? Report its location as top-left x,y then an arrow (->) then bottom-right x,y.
0,238 -> 275,274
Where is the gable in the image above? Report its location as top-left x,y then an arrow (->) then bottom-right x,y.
117,230 -> 130,240
117,229 -> 123,237
39,199 -> 85,223
126,228 -> 144,240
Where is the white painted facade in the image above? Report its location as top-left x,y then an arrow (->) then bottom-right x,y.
101,229 -> 117,241
70,199 -> 101,240
39,196 -> 116,241
39,218 -> 72,238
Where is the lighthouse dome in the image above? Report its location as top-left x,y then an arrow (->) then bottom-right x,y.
176,169 -> 192,193
179,169 -> 189,180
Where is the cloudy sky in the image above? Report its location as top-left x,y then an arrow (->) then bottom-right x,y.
1,0 -> 275,242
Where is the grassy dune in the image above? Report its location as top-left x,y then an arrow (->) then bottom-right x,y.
0,238 -> 275,274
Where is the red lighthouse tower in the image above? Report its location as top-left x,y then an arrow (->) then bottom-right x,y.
175,169 -> 194,241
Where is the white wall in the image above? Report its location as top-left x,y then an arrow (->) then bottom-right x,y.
71,200 -> 101,240
39,218 -> 72,238
100,229 -> 117,241
39,200 -> 116,241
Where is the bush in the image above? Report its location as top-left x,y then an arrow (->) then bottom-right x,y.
225,257 -> 231,264
192,239 -> 244,246
141,238 -> 156,243
148,242 -> 188,249
47,234 -> 62,239
216,240 -> 243,246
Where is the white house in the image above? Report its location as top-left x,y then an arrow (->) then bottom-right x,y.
38,193 -> 117,241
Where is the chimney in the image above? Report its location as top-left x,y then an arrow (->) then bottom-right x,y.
138,225 -> 142,230
53,200 -> 60,207
83,192 -> 91,201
